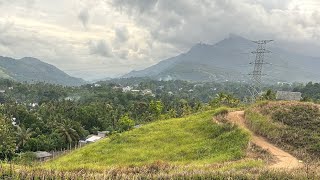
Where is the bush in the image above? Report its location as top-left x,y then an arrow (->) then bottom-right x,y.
13,152 -> 37,165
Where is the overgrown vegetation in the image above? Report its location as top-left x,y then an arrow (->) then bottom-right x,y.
245,101 -> 320,161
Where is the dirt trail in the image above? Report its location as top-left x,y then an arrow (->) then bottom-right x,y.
227,111 -> 302,169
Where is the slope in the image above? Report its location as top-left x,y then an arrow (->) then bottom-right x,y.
0,56 -> 86,86
124,34 -> 320,83
245,101 -> 320,161
45,110 -> 250,170
227,111 -> 301,169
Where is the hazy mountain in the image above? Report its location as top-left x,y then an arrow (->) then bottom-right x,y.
124,34 -> 320,83
0,56 -> 86,86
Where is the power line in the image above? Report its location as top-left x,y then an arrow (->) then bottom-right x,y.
249,40 -> 273,102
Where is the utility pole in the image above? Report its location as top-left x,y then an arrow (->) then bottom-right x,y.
249,40 -> 273,101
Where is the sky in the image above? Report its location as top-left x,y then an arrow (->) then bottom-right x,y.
1,0 -> 320,80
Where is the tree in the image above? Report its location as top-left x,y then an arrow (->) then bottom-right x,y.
0,117 -> 16,160
15,125 -> 33,151
118,115 -> 135,132
56,119 -> 80,149
210,92 -> 240,108
260,89 -> 276,100
149,100 -> 164,119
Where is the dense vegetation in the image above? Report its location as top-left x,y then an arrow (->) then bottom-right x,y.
245,101 -> 320,161
0,78 -> 251,161
1,77 -> 320,178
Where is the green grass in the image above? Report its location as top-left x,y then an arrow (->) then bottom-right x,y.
45,110 -> 250,170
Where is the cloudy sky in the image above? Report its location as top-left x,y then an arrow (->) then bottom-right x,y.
1,0 -> 320,80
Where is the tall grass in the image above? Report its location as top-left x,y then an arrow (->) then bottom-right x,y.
1,162 -> 320,179
245,101 -> 320,161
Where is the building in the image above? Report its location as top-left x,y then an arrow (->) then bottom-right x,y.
35,151 -> 52,161
142,89 -> 152,95
85,135 -> 102,143
122,86 -> 132,93
97,131 -> 110,138
276,91 -> 302,101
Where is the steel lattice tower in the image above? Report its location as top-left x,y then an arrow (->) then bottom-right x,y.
249,40 -> 273,101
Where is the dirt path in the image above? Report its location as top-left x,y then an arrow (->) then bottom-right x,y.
227,111 -> 302,169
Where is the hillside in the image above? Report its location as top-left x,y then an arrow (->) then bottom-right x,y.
45,110 -> 250,170
245,101 -> 320,161
0,56 -> 86,86
124,34 -> 320,83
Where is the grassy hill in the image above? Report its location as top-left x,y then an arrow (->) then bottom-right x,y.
45,109 -> 250,170
245,101 -> 320,161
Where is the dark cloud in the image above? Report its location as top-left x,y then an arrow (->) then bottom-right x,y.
109,0 -> 294,50
78,8 -> 90,28
112,0 -> 158,13
89,40 -> 113,57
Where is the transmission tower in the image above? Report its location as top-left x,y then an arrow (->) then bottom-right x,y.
249,40 -> 273,101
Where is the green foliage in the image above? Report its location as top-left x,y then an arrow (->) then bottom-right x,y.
12,152 -> 37,165
45,110 -> 249,170
118,115 -> 135,132
0,117 -> 16,160
259,89 -> 276,101
245,110 -> 282,140
210,93 -> 240,108
213,107 -> 229,117
15,125 -> 33,151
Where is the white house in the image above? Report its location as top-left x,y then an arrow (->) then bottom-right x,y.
85,135 -> 102,143
122,86 -> 133,93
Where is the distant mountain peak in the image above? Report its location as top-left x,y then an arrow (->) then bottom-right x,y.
0,56 -> 86,86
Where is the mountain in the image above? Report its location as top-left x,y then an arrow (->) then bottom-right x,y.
124,34 -> 320,83
0,56 -> 86,86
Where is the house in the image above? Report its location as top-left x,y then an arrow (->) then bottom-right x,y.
122,86 -> 133,93
35,151 -> 52,161
0,90 -> 5,93
85,135 -> 102,143
131,90 -> 140,93
142,89 -> 153,96
276,91 -> 302,101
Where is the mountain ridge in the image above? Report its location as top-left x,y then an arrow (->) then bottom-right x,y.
0,56 -> 86,86
123,34 -> 320,83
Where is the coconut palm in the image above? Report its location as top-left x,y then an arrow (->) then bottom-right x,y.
15,125 -> 33,150
56,119 -> 80,149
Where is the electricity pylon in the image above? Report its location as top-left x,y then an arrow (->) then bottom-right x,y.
249,40 -> 273,102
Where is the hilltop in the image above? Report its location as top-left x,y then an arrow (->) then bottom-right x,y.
0,56 -> 86,86
45,109 -> 250,170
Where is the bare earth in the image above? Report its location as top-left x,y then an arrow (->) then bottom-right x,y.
227,111 -> 302,169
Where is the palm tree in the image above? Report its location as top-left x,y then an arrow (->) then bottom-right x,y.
15,125 -> 33,151
56,119 -> 80,149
